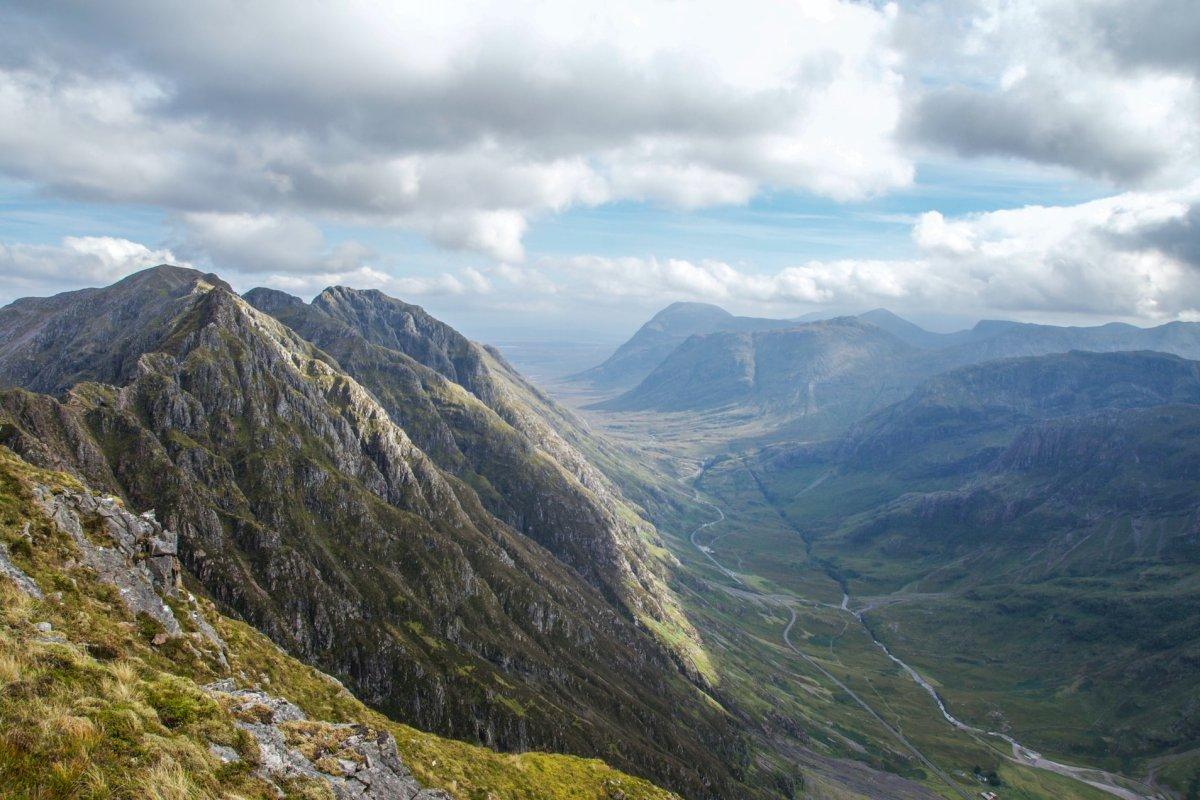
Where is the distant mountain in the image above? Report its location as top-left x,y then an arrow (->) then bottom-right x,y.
854,308 -> 955,349
838,349 -> 1200,469
598,305 -> 1200,443
0,266 -> 756,798
594,317 -> 922,439
930,318 -> 1200,369
572,301 -> 803,389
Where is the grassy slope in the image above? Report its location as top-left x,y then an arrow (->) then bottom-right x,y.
0,446 -> 678,800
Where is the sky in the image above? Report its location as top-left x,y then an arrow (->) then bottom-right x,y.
1,0 -> 1199,342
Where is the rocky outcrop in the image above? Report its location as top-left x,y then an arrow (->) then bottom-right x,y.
245,286 -> 692,643
25,480 -> 230,660
207,681 -> 451,800
0,535 -> 41,599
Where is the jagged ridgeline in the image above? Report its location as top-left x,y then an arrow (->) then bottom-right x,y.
0,266 -> 756,799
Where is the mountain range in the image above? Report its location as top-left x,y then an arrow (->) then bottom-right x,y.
584,303 -> 1200,443
6,276 -> 1200,799
0,267 -> 765,799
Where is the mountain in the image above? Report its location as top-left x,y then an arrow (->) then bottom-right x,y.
0,266 -> 758,798
0,444 -> 679,800
854,309 -> 953,349
595,317 -> 921,439
242,286 -> 695,655
572,302 -> 802,390
929,318 -> 1200,368
838,349 -> 1200,469
743,351 -> 1200,782
596,307 -> 1200,445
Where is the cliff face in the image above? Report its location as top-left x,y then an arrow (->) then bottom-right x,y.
0,267 -> 747,799
244,287 -> 695,654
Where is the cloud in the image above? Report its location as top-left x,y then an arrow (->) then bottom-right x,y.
1118,203 -> 1200,269
543,182 -> 1200,321
248,265 -> 492,303
175,212 -> 375,274
0,0 -> 913,260
904,81 -> 1167,183
0,236 -> 184,302
1086,0 -> 1200,74
897,0 -> 1200,186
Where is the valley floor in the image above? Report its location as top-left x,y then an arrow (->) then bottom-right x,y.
554,387 -> 1179,800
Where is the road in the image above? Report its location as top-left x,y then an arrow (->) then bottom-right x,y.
687,490 -> 975,800
686,484 -> 1160,800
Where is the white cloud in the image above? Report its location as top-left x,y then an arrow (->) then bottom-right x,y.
175,212 -> 376,274
898,0 -> 1200,185
253,265 -> 492,302
0,0 -> 912,259
0,236 -> 185,301
541,183 -> 1200,322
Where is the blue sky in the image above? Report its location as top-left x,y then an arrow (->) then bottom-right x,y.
1,1 -> 1198,342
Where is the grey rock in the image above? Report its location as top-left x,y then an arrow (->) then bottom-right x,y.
32,484 -> 183,636
206,684 -> 449,800
29,482 -> 228,663
208,743 -> 241,764
0,540 -> 43,599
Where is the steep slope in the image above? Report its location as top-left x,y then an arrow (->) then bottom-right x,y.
572,302 -> 802,390
0,267 -> 753,799
0,445 -> 680,800
242,287 -> 698,666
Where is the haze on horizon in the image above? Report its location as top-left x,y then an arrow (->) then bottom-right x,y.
2,0 -> 1199,341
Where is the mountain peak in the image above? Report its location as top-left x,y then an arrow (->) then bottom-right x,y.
242,286 -> 304,314
113,264 -> 231,295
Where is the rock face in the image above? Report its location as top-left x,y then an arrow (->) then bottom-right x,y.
25,478 -> 229,660
32,486 -> 182,631
207,681 -> 451,800
0,266 -> 749,799
0,538 -> 41,599
244,286 -> 690,641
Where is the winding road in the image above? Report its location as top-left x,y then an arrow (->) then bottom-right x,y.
687,490 -> 974,800
685,484 -> 1161,800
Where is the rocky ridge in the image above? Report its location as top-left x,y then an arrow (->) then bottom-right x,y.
0,267 -> 752,799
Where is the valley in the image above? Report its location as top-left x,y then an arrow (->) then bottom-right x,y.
7,3 -> 1200,797
542,312 -> 1200,800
